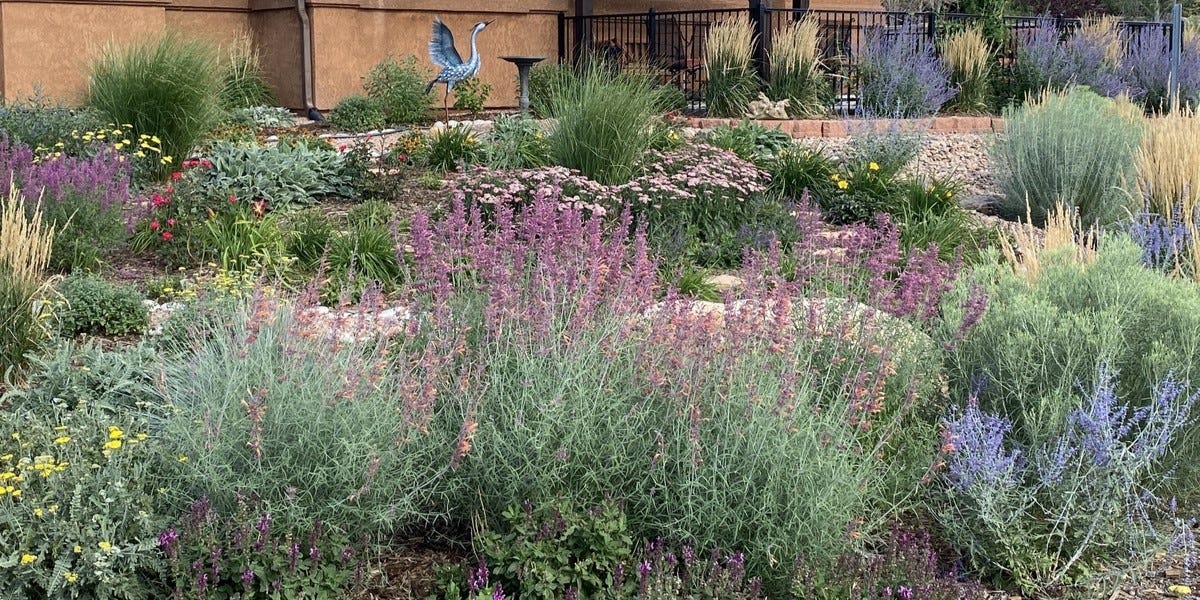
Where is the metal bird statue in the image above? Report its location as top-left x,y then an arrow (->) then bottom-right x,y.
426,17 -> 492,122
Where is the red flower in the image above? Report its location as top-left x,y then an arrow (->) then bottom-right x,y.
167,218 -> 177,226
151,193 -> 168,208
337,144 -> 347,152
149,220 -> 160,231
202,159 -> 212,169
161,231 -> 174,241
170,171 -> 182,181
229,195 -> 237,204
164,186 -> 173,195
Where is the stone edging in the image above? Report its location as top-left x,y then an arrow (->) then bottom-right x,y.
683,116 -> 1004,138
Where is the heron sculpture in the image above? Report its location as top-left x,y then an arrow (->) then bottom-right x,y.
426,17 -> 492,122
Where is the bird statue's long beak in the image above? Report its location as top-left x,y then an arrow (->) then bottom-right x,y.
485,20 -> 494,26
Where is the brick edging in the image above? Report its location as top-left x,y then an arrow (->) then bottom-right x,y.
682,116 -> 1004,137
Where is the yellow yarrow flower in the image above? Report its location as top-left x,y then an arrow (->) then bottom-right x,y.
103,440 -> 122,451
98,541 -> 113,552
54,436 -> 71,445
19,554 -> 36,565
73,545 -> 82,554
108,426 -> 124,440
64,571 -> 79,584
33,507 -> 43,518
177,454 -> 189,463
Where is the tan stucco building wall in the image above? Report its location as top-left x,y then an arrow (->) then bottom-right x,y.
0,0 -> 879,110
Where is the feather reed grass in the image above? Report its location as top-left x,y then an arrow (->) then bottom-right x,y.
767,17 -> 829,117
705,13 -> 759,117
1,184 -> 55,380
942,27 -> 991,114
1134,108 -> 1200,280
1000,202 -> 1097,282
219,28 -> 277,110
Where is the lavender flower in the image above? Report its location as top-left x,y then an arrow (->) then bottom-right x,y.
943,398 -> 1022,492
858,22 -> 956,117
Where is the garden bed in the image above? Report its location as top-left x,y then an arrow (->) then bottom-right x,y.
683,116 -> 1005,137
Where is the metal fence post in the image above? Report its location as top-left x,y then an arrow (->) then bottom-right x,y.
557,12 -> 567,63
750,0 -> 769,79
927,11 -> 937,49
647,8 -> 658,66
1169,3 -> 1182,111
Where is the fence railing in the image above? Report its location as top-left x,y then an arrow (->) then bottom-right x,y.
557,8 -> 1175,114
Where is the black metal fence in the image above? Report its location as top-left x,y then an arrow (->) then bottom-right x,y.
558,8 -> 1174,113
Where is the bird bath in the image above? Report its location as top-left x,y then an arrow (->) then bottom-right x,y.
500,56 -> 547,115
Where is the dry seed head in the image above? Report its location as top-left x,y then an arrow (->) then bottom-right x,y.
770,17 -> 822,76
0,182 -> 54,286
1077,16 -> 1124,65
706,13 -> 756,74
941,27 -> 989,78
1135,108 -> 1200,218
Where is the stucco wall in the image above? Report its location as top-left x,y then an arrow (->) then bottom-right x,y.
0,0 -> 166,102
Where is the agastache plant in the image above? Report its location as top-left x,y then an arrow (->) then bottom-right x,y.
936,365 -> 1198,595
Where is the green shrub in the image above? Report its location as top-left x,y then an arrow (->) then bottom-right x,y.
424,125 -> 483,172
218,34 -> 277,110
346,200 -> 397,230
947,235 -> 1200,493
991,88 -> 1142,227
1,189 -> 55,380
86,32 -> 224,178
364,55 -> 433,125
543,63 -> 671,184
483,115 -> 550,169
40,186 -> 128,273
816,160 -> 897,225
704,14 -> 760,118
699,120 -> 793,165
845,121 -> 925,179
327,224 -> 402,289
0,386 -> 170,600
200,201 -> 287,271
452,77 -> 492,118
57,274 -> 149,337
476,498 -> 634,600
328,94 -> 387,133
0,101 -> 106,152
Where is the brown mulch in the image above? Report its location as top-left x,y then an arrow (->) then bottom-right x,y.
355,544 -> 468,600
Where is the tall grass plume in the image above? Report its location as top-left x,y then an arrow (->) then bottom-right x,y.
1,184 -> 55,380
767,17 -> 830,117
942,27 -> 992,114
705,13 -> 760,118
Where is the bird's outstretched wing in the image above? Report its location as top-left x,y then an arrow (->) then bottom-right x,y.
429,17 -> 463,67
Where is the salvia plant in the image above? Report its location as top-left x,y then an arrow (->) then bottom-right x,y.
935,366 -> 1198,595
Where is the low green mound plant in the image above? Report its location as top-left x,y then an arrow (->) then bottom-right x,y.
57,273 -> 149,337
228,106 -> 294,129
699,120 -> 793,165
285,209 -> 334,269
329,94 -> 386,133
86,32 -> 223,178
452,77 -> 492,118
768,144 -> 837,201
705,14 -> 760,118
364,55 -> 432,125
543,62 -> 670,184
424,125 -> 483,172
483,114 -> 550,169
767,17 -> 830,117
0,100 -> 105,152
991,88 -> 1143,227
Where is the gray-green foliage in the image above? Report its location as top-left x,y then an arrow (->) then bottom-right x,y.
57,274 -> 149,337
452,307 -> 942,594
158,300 -> 450,536
991,89 -> 1142,227
189,140 -> 354,207
0,101 -> 106,151
845,120 -> 926,177
328,95 -> 387,133
228,106 -> 295,130
947,236 -> 1200,488
364,55 -> 433,125
543,62 -> 671,184
483,114 -> 550,169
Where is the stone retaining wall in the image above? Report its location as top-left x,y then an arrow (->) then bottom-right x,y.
683,116 -> 1005,138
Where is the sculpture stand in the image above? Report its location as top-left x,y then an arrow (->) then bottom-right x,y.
500,56 -> 547,116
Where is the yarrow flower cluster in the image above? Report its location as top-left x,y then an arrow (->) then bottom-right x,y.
450,143 -> 769,216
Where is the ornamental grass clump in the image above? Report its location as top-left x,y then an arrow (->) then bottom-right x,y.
992,87 -> 1143,227
767,18 -> 830,117
543,61 -> 670,184
858,23 -> 955,118
935,366 -> 1197,595
0,185 -> 54,380
705,13 -> 760,118
941,27 -> 992,114
87,32 -> 223,178
218,30 -> 277,111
